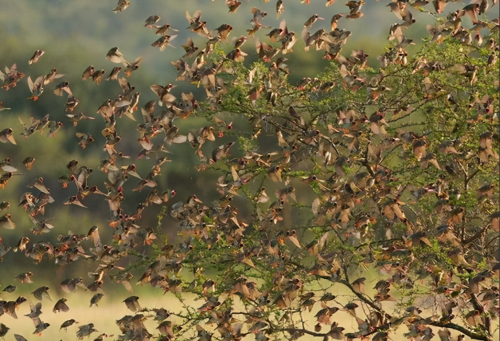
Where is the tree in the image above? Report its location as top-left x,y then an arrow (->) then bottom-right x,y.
0,1 -> 498,341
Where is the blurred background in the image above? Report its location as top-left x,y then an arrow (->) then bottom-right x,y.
0,0 -> 496,339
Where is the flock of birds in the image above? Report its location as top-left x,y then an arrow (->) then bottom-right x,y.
0,0 -> 498,340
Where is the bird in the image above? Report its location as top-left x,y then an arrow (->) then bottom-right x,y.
151,34 -> 178,51
123,296 -> 141,312
144,15 -> 160,28
77,323 -> 97,339
106,47 -> 129,64
113,0 -> 130,12
90,293 -> 104,307
33,321 -> 50,335
0,0 -> 496,340
0,128 -> 16,145
53,298 -> 70,313
60,277 -> 84,293
22,157 -> 36,170
43,68 -> 65,85
0,324 -> 9,338
31,286 -> 51,301
28,50 -> 45,64
60,319 -> 78,331
27,76 -> 44,101
15,272 -> 33,283
2,285 -> 16,293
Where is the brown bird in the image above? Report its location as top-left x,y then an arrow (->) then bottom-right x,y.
60,319 -> 78,331
0,128 -> 17,145
82,65 -> 95,80
90,293 -> 104,307
124,57 -> 143,77
31,286 -> 51,301
304,14 -> 324,28
346,0 -> 365,19
186,10 -> 211,38
330,13 -> 344,31
28,50 -> 45,65
226,0 -> 241,13
0,213 -> 15,229
123,296 -> 141,312
53,298 -> 70,313
144,15 -> 160,28
77,323 -> 97,339
106,67 -> 121,81
76,132 -> 95,149
60,277 -> 84,293
43,68 -> 65,85
13,237 -> 29,253
458,3 -> 480,24
113,0 -> 130,13
92,70 -> 106,85
22,157 -> 35,170
151,35 -> 178,51
27,76 -> 44,101
15,272 -> 33,284
0,324 -> 9,338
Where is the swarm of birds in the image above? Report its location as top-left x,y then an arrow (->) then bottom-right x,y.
0,0 -> 498,340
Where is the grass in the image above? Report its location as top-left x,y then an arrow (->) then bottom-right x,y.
1,280 -> 489,341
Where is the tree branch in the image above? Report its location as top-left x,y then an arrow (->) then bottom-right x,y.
428,321 -> 492,341
338,279 -> 381,312
462,225 -> 489,245
278,327 -> 328,338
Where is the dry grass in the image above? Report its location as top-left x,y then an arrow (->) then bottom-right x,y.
1,282 -> 495,340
